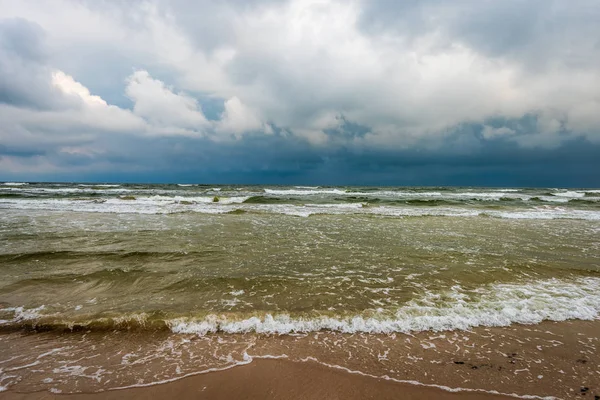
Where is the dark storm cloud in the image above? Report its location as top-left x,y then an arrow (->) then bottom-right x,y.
4,117 -> 599,187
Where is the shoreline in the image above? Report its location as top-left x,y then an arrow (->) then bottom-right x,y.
1,358 -> 512,400
0,320 -> 598,399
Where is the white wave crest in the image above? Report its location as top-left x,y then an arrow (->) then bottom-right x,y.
264,188 -> 347,195
552,190 -> 586,198
2,198 -> 600,220
0,305 -> 46,325
259,189 -> 565,202
139,195 -> 249,205
76,184 -> 121,188
167,277 -> 600,335
0,187 -> 133,194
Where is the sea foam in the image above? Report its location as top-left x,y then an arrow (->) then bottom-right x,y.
2,198 -> 599,220
167,277 -> 600,335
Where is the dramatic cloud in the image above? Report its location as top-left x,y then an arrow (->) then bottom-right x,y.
0,0 -> 599,185
125,70 -> 208,132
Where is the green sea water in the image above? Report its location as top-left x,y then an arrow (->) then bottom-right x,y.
1,183 -> 599,334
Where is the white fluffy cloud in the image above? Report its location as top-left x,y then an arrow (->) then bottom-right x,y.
52,70 -> 108,108
0,58 -> 273,174
126,70 -> 208,131
216,96 -> 265,136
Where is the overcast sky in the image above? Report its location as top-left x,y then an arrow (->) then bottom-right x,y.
1,0 -> 599,186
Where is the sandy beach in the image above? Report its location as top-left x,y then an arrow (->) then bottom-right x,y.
1,320 -> 599,399
2,358 -> 512,400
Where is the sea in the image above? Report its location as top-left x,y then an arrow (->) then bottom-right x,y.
0,182 -> 599,396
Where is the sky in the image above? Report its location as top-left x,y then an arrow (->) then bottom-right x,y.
0,0 -> 599,186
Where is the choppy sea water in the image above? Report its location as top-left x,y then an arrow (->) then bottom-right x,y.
0,182 -> 599,396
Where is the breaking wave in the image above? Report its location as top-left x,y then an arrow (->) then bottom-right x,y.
3,277 -> 599,335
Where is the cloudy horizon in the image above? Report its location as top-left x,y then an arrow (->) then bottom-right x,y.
1,0 -> 599,186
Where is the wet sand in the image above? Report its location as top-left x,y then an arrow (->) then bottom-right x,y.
2,358 -> 508,400
1,320 -> 599,399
